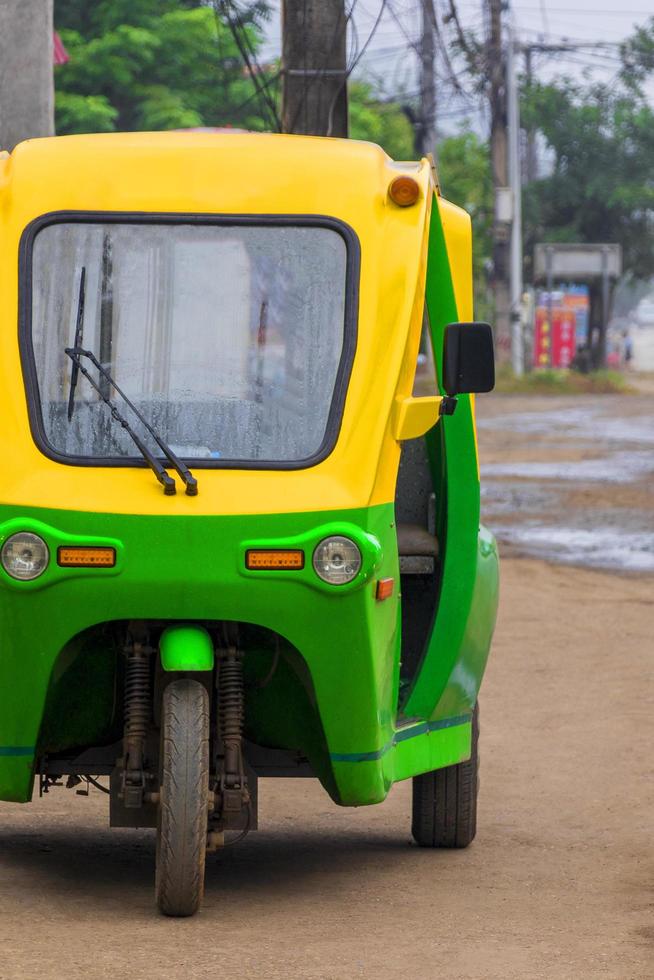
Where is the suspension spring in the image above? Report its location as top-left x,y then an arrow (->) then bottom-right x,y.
123,642 -> 151,781
219,648 -> 244,789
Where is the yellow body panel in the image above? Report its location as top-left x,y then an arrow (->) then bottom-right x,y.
437,197 -> 473,321
436,193 -> 479,473
391,395 -> 442,441
0,133 -> 463,517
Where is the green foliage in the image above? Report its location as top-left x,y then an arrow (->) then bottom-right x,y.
620,16 -> 654,95
54,1 -> 276,135
348,82 -> 414,160
54,93 -> 118,134
521,76 -> 654,280
437,129 -> 493,287
494,365 -> 632,394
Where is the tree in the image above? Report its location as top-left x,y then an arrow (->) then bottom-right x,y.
53,1 -> 276,135
438,129 -> 493,290
620,15 -> 654,96
521,78 -> 654,281
348,82 -> 415,160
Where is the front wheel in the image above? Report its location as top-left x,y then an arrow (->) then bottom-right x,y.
411,703 -> 479,848
155,678 -> 210,916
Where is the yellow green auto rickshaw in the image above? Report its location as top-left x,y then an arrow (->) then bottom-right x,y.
0,132 -> 498,916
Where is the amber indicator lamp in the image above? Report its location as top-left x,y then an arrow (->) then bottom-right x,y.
376,578 -> 395,601
388,175 -> 420,207
57,546 -> 116,568
246,549 -> 305,570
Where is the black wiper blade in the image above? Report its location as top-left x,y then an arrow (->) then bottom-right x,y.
65,347 -> 198,496
65,347 -> 177,496
67,267 -> 86,422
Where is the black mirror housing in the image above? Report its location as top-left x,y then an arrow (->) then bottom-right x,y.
442,322 -> 495,396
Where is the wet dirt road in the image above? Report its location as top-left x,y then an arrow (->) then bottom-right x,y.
478,390 -> 654,571
1,397 -> 653,979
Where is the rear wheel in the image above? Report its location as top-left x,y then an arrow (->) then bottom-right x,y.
155,678 -> 210,916
411,703 -> 479,848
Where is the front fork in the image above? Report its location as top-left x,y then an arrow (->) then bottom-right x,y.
116,627 -> 253,839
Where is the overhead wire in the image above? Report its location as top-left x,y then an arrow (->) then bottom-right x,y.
215,0 -> 282,131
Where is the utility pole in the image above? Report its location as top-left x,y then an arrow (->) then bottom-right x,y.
487,0 -> 511,363
523,47 -> 537,182
417,0 -> 437,157
0,0 -> 55,151
281,0 -> 348,137
507,26 -> 524,375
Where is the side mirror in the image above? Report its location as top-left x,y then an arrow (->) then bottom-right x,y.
442,322 -> 495,396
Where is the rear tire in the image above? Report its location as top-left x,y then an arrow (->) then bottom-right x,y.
155,678 -> 210,917
411,703 -> 479,848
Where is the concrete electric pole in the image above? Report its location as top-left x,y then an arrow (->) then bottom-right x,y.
281,0 -> 348,137
507,26 -> 524,375
487,0 -> 511,363
417,0 -> 437,157
0,0 -> 55,152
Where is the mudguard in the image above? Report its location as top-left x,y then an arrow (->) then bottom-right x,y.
159,625 -> 214,672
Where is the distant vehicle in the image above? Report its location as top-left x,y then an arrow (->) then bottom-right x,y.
633,296 -> 654,329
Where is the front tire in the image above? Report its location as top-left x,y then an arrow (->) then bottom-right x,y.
155,678 -> 210,917
411,703 -> 479,848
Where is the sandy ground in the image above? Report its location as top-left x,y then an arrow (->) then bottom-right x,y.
1,398 -> 653,978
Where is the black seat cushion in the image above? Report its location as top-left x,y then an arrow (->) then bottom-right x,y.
396,523 -> 439,558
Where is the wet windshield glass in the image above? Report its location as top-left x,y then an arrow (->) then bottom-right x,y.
30,221 -> 348,464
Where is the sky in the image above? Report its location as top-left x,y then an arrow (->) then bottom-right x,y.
259,1 -> 654,134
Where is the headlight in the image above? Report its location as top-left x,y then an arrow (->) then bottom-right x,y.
1,532 -> 49,581
312,536 -> 362,585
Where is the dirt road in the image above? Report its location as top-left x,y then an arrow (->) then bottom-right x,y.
478,392 -> 654,571
1,400 -> 653,978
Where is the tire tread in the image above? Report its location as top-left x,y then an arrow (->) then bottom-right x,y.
411,704 -> 479,848
155,679 -> 209,917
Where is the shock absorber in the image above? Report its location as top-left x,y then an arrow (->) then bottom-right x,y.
219,647 -> 244,789
216,646 -> 249,824
122,640 -> 151,807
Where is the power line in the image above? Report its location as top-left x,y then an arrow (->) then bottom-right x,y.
514,6 -> 653,14
346,0 -> 388,74
215,1 -> 282,131
538,0 -> 550,36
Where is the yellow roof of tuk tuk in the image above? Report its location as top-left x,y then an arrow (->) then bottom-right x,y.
0,131 -> 427,225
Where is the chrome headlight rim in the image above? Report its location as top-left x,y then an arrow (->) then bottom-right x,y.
0,531 -> 50,581
312,535 -> 362,586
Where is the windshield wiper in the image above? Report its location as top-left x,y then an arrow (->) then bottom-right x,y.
67,267 -> 86,422
65,346 -> 199,497
65,348 -> 177,495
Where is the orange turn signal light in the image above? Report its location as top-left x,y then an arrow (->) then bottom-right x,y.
57,546 -> 116,568
376,577 -> 395,601
388,175 -> 420,207
245,549 -> 304,570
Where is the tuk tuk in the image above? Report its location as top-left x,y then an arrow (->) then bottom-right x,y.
0,132 -> 499,917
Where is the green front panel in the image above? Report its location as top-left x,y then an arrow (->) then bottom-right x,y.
0,502 -> 403,804
0,492 -> 496,806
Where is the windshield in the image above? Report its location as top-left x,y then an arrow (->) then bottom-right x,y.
28,219 -> 350,465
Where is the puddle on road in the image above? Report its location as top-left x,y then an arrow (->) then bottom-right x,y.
480,482 -> 560,517
493,524 -> 654,573
478,405 -> 654,446
478,400 -> 654,573
481,450 -> 654,484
